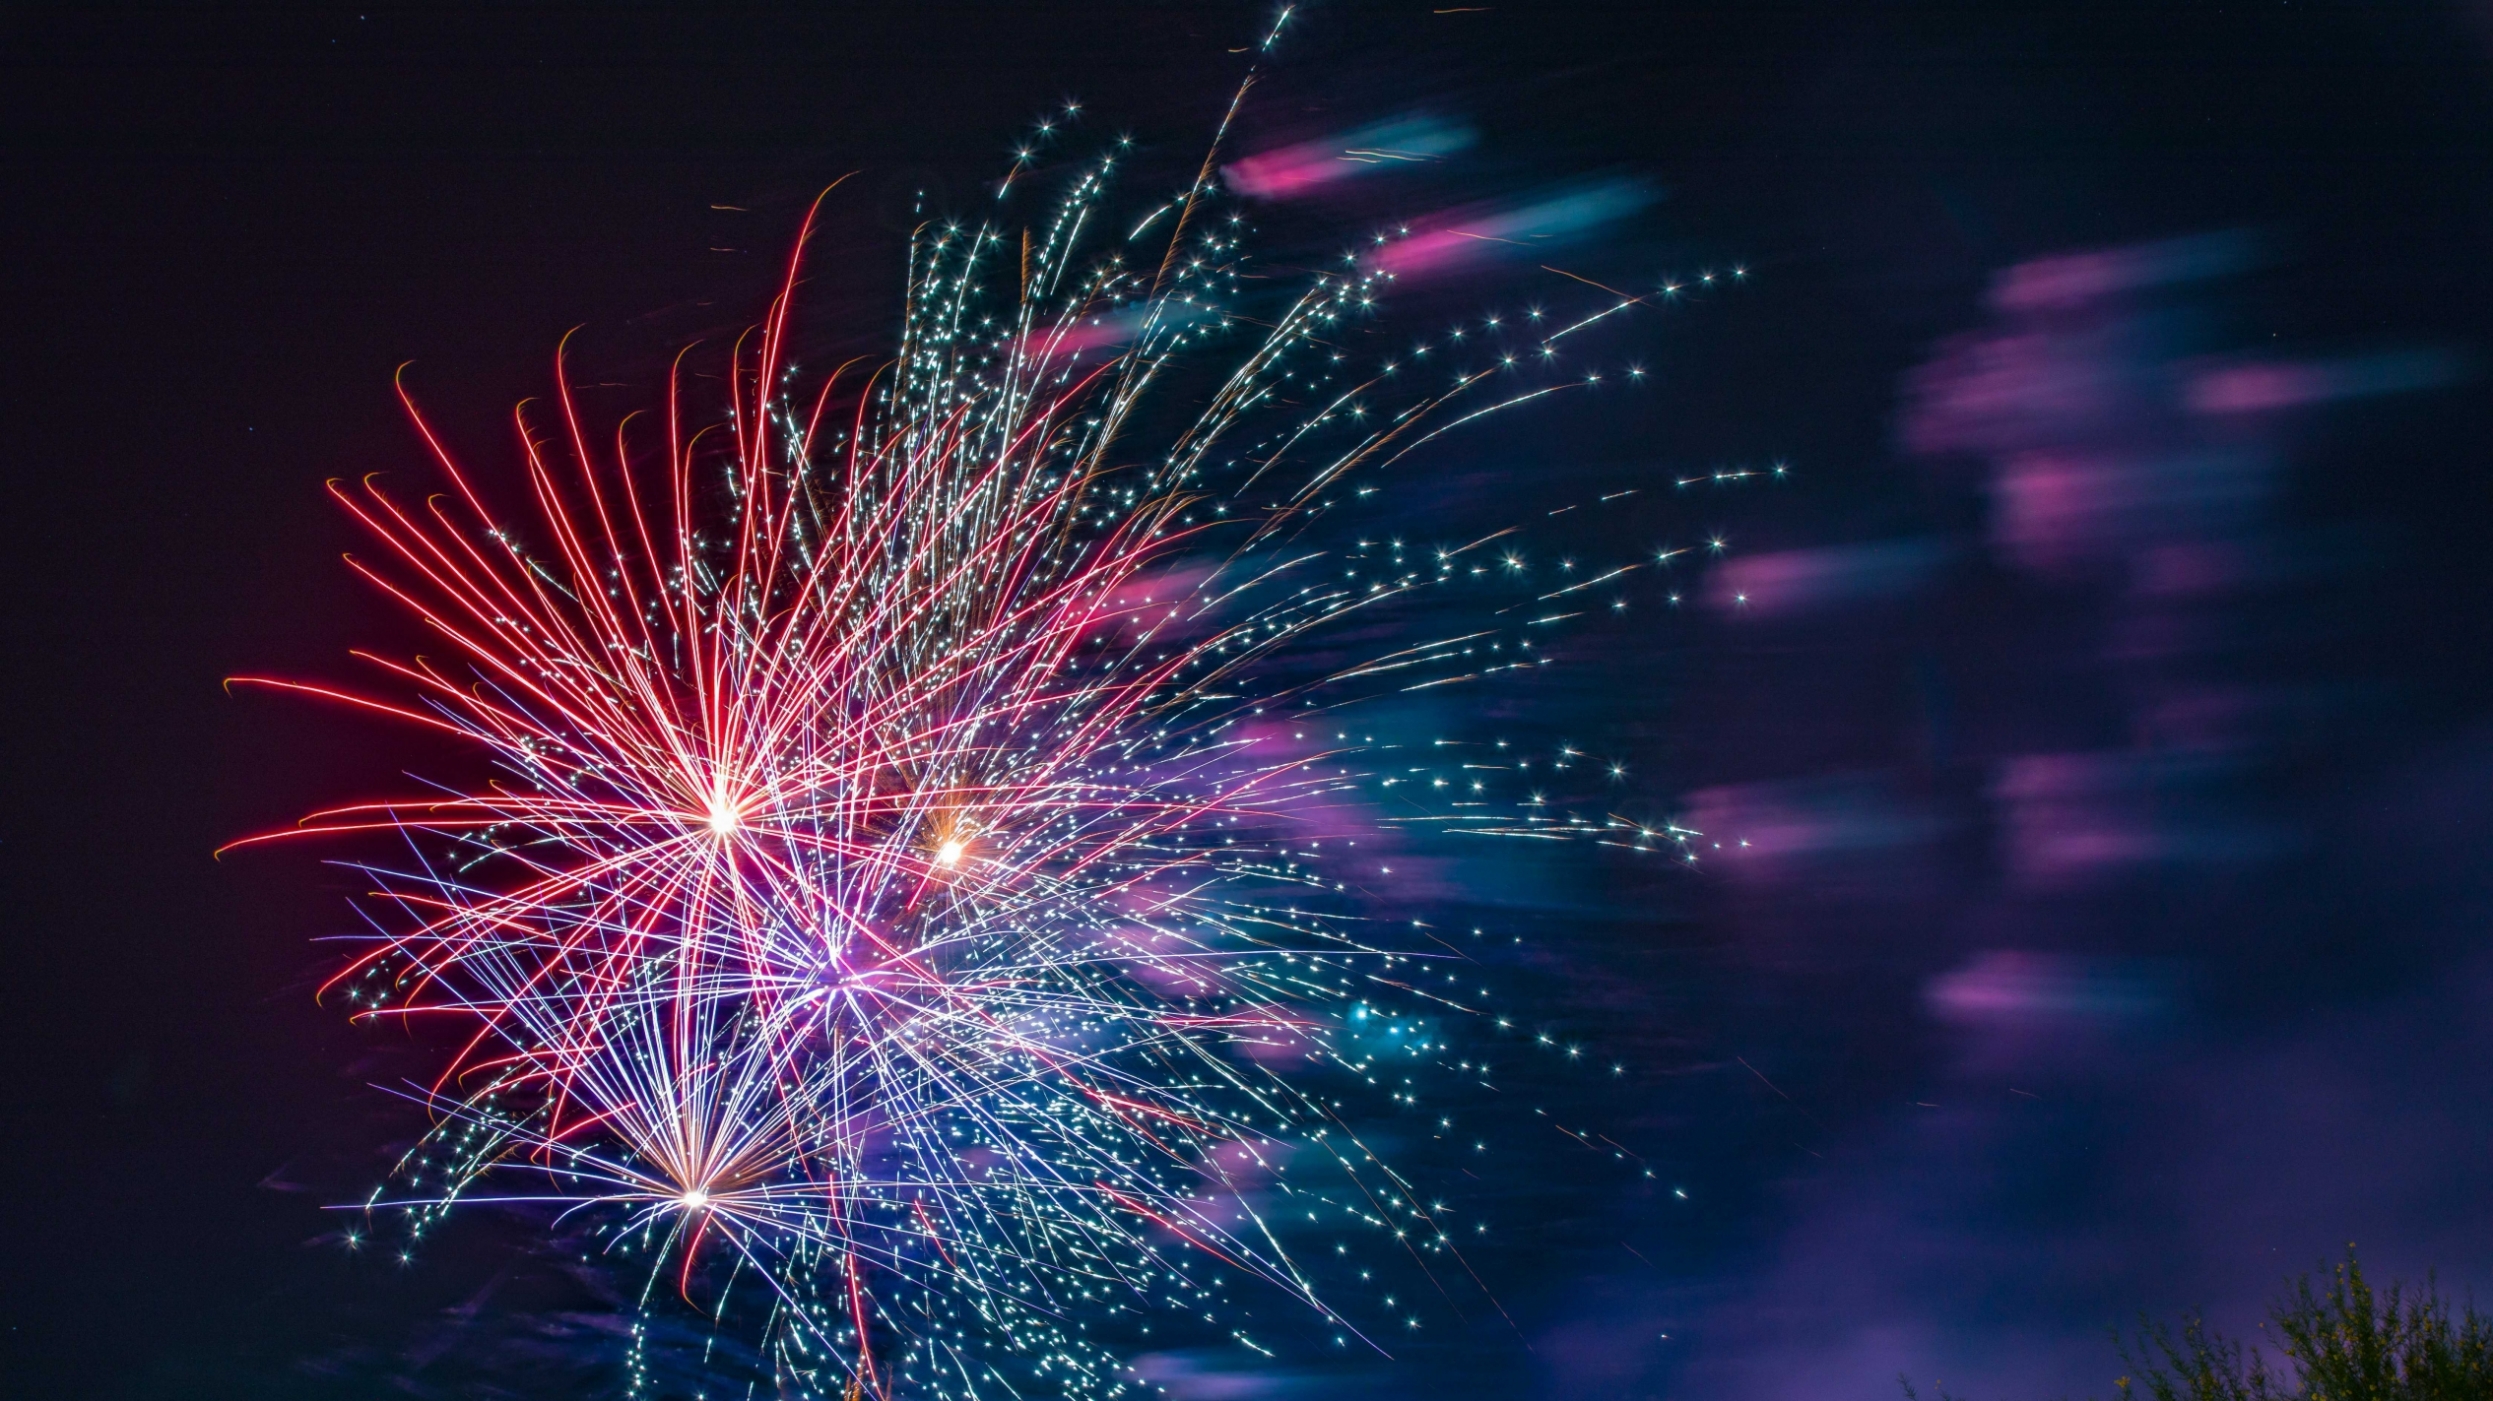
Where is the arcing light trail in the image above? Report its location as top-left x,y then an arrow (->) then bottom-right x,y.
230,71 -> 1730,1401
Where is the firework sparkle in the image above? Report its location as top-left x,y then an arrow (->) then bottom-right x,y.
232,41 -> 1723,1399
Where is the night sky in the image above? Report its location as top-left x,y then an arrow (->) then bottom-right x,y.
5,4 -> 2492,1398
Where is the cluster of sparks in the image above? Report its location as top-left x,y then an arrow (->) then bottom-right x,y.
234,60 -> 1725,1399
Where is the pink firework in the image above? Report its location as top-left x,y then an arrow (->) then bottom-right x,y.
232,83 -> 1674,1399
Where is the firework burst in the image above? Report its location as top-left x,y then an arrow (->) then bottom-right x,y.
233,56 -> 1703,1399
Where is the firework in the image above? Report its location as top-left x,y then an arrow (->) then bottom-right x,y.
232,54 -> 1698,1399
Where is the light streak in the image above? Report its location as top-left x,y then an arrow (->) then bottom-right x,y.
232,60 -> 1724,1399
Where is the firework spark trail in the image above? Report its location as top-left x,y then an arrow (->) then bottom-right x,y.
231,47 -> 1715,1398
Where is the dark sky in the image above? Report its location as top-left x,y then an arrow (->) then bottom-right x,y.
4,4 -> 2491,1399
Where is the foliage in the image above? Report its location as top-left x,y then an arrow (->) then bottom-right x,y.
1901,1254 -> 2493,1401
2119,1254 -> 2493,1401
